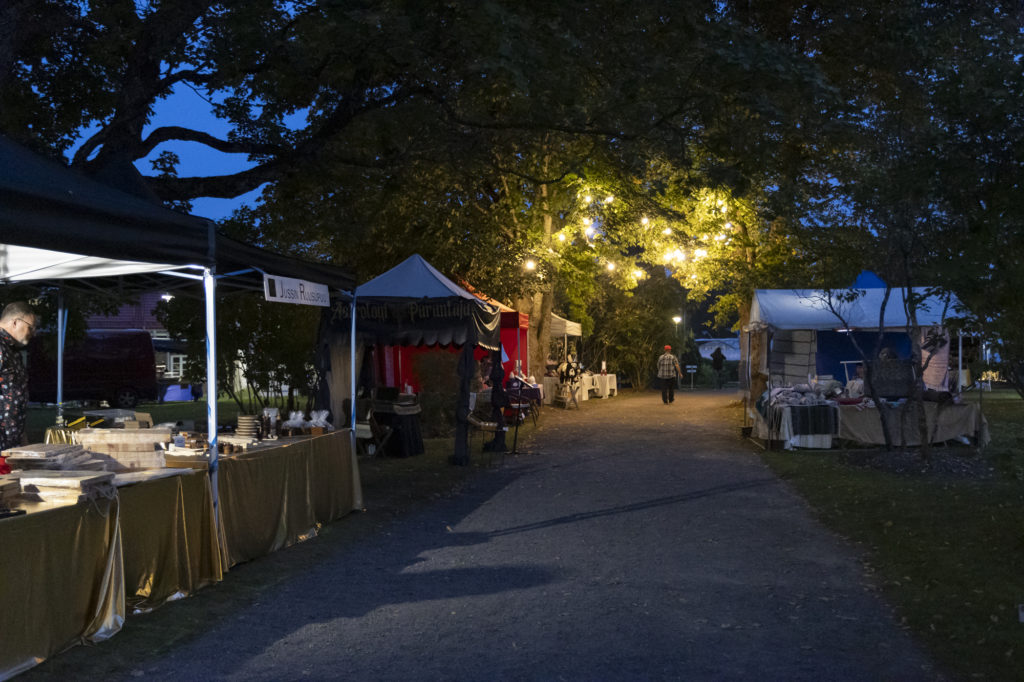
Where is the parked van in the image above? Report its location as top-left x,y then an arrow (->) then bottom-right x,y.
28,330 -> 159,408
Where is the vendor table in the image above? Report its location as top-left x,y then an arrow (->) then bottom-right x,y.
752,403 -> 840,450
219,430 -> 359,566
838,401 -> 989,447
0,430 -> 361,677
1,496 -> 123,679
116,469 -> 222,612
593,374 -> 617,398
372,400 -> 425,458
541,376 -> 559,405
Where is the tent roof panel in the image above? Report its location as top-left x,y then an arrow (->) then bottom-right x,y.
356,254 -> 479,300
750,288 -> 962,331
549,313 -> 582,337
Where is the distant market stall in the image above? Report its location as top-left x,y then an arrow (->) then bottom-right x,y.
324,254 -> 501,464
743,285 -> 986,450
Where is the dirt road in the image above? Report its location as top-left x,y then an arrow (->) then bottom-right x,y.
25,390 -> 940,680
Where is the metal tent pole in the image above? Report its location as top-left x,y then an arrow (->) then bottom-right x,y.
203,266 -> 219,520
56,289 -> 67,425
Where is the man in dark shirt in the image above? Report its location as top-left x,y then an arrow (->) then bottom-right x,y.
0,301 -> 39,452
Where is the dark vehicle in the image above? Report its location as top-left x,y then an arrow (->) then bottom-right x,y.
28,330 -> 159,408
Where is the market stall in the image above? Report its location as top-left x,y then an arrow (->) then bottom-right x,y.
325,254 -> 501,464
744,284 -> 979,449
544,312 -> 584,405
0,134 -> 362,675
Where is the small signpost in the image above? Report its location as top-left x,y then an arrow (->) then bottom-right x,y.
686,364 -> 698,389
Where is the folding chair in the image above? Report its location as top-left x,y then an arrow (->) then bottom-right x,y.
345,398 -> 392,456
506,378 -> 537,426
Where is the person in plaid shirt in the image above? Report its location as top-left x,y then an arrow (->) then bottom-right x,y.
0,302 -> 39,457
657,344 -> 682,404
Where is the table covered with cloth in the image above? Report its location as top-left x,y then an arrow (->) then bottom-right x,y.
838,401 -> 989,447
752,403 -> 840,449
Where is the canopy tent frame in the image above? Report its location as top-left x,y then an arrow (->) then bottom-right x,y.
329,254 -> 501,465
1,134 -> 358,524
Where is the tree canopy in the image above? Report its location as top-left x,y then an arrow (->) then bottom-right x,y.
3,0 -> 1022,385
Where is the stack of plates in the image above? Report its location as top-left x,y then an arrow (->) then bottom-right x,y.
236,415 -> 259,439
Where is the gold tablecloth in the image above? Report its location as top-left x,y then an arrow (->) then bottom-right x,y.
0,497 -> 124,680
0,430 -> 360,678
117,470 -> 222,613
219,430 -> 358,567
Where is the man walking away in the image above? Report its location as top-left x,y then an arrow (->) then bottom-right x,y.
657,345 -> 682,404
711,347 -> 726,389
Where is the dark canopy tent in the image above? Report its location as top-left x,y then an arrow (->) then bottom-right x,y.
0,133 -> 358,512
326,254 -> 500,464
0,135 -> 354,294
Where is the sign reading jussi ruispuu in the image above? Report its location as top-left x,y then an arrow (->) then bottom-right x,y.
263,274 -> 331,307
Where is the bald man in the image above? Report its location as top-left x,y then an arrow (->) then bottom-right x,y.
0,302 -> 39,450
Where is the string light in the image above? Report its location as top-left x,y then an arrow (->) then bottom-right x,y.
724,222 -> 733,230
558,233 -> 566,242
525,260 -> 536,270
694,248 -> 708,259
633,269 -> 645,279
583,195 -> 593,204
662,228 -> 672,235
604,195 -> 614,204
585,225 -> 595,238
606,262 -> 615,271
641,216 -> 649,225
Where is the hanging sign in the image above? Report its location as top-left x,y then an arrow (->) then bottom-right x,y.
263,274 -> 330,307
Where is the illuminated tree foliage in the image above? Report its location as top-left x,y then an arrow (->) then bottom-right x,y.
3,1 -> 1021,388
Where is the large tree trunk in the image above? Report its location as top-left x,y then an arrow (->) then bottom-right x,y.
518,176 -> 558,381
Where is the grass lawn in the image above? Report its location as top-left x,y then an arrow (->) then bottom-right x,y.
24,399 -> 245,441
760,388 -> 1024,681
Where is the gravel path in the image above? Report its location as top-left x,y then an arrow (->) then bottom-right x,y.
28,390 -> 942,681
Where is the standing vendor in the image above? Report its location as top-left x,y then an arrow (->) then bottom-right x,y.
0,301 -> 39,451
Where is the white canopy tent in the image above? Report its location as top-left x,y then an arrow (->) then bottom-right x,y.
749,287 -> 961,331
549,312 -> 582,337
745,286 -> 965,392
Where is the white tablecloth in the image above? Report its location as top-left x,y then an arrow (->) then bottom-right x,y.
593,374 -> 617,398
541,377 -> 559,405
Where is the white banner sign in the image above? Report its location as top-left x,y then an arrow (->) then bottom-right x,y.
263,274 -> 331,307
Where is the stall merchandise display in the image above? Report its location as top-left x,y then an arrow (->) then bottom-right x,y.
0,478 -> 20,505
1,443 -> 106,470
77,428 -> 172,470
11,470 -> 116,504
